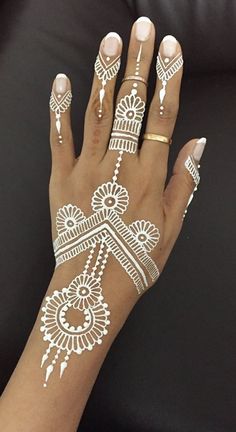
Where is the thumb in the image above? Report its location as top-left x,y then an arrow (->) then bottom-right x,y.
163,137 -> 207,228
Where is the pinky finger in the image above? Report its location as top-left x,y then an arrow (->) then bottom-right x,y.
163,137 -> 207,231
50,74 -> 75,178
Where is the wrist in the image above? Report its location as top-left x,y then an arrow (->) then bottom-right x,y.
48,255 -> 138,328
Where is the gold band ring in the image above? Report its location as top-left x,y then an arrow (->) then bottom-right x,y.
122,75 -> 148,86
143,133 -> 172,146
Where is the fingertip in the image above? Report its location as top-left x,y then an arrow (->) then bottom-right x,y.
177,137 -> 207,164
100,32 -> 123,57
133,16 -> 155,41
52,73 -> 71,93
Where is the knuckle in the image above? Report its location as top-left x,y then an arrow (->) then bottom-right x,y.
161,102 -> 179,120
150,98 -> 179,121
86,88 -> 113,127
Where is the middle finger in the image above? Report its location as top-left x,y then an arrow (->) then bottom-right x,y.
106,16 -> 155,169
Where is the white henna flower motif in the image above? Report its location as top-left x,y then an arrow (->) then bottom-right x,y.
115,93 -> 145,122
56,204 -> 85,235
91,181 -> 129,214
67,274 -> 102,310
129,220 -> 160,252
40,290 -> 110,354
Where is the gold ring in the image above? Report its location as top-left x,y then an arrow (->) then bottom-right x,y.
143,133 -> 172,145
122,75 -> 148,86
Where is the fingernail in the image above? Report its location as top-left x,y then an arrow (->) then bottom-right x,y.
55,73 -> 68,93
135,16 -> 152,42
162,35 -> 178,57
103,32 -> 121,56
193,137 -> 207,161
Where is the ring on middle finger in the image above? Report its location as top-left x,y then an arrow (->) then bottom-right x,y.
122,75 -> 148,87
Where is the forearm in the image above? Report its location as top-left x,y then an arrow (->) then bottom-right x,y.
0,256 -> 137,432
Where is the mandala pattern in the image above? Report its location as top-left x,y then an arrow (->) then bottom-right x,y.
108,90 -> 146,153
40,286 -> 110,384
67,274 -> 102,310
129,220 -> 160,252
115,93 -> 145,122
91,181 -> 129,214
56,204 -> 85,235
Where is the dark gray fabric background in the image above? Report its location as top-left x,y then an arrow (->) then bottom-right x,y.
0,1 -> 235,431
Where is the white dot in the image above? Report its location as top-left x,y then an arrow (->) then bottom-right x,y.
164,58 -> 170,63
106,56 -> 110,61
135,72 -> 139,76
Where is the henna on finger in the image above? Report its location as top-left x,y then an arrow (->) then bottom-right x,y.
183,137 -> 206,218
50,78 -> 72,145
156,35 -> 183,118
40,18 -> 161,388
94,33 -> 121,119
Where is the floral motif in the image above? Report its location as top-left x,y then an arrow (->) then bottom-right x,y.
115,93 -> 145,122
67,274 -> 102,310
56,204 -> 85,235
91,181 -> 129,214
129,220 -> 160,252
40,289 -> 110,354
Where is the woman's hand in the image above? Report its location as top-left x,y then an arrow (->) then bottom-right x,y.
0,17 -> 206,432
49,17 -> 205,291
44,16 -> 206,385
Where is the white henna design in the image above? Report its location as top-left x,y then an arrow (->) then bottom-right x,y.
156,52 -> 183,115
95,51 -> 120,118
129,220 -> 160,252
109,42 -> 145,154
108,91 -> 145,153
41,47 -> 160,386
183,155 -> 200,218
56,204 -> 85,235
50,90 -> 72,143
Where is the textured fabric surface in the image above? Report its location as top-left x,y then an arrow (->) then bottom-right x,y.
0,1 -> 235,431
